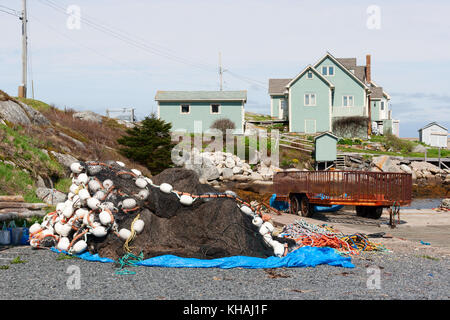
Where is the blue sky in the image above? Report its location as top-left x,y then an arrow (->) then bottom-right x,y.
1,0 -> 449,137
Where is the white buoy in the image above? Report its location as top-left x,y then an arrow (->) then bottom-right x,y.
131,169 -> 142,176
57,237 -> 70,251
72,240 -> 87,254
252,216 -> 263,228
133,219 -> 145,234
77,173 -> 89,185
102,179 -> 114,190
263,233 -> 274,246
135,178 -> 147,188
101,202 -> 115,211
261,222 -> 274,234
69,183 -> 79,194
122,198 -> 137,209
75,208 -> 89,218
240,206 -> 253,216
78,188 -> 91,201
56,202 -> 65,214
62,201 -> 74,219
179,194 -> 194,206
272,240 -> 285,257
94,190 -> 106,200
92,226 -> 107,237
29,223 -> 42,235
70,162 -> 83,174
59,223 -> 72,237
137,189 -> 149,200
144,177 -> 153,185
160,183 -> 173,194
87,197 -> 101,210
88,179 -> 102,193
119,228 -> 131,241
54,222 -> 63,235
99,210 -> 113,225
116,161 -> 125,167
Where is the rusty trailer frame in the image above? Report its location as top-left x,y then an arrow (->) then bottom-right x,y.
274,170 -> 412,207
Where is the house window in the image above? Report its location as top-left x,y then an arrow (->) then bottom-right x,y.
343,95 -> 354,107
307,71 -> 313,79
304,93 -> 316,106
181,104 -> 190,114
211,104 -> 220,114
381,101 -> 385,111
322,66 -> 334,76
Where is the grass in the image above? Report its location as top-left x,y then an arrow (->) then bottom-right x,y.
0,265 -> 9,270
0,162 -> 41,203
10,256 -> 27,264
16,97 -> 53,112
54,178 -> 72,193
56,253 -> 76,261
417,255 -> 440,261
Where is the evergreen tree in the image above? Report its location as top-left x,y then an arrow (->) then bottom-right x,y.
117,114 -> 174,174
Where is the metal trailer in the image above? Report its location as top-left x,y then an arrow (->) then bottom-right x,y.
273,170 -> 412,219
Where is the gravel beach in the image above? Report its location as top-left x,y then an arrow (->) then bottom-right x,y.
0,246 -> 449,300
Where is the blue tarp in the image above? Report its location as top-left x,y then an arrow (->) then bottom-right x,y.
314,205 -> 344,213
269,194 -> 289,211
51,246 -> 354,269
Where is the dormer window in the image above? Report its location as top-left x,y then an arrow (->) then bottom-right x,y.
307,71 -> 313,79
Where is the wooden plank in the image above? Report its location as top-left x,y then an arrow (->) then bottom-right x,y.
0,210 -> 47,222
0,196 -> 25,202
280,143 -> 314,153
0,202 -> 48,210
279,139 -> 314,150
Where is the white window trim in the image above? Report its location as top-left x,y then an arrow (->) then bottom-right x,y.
321,65 -> 335,76
307,71 -> 314,79
180,104 -> 190,114
210,103 -> 221,115
342,95 -> 354,107
304,93 -> 316,106
380,101 -> 385,111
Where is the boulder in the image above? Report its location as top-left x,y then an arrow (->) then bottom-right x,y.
412,144 -> 427,153
222,168 -> 234,180
0,100 -> 32,125
399,164 -> 412,174
35,187 -> 67,205
441,199 -> 450,209
50,151 -> 79,169
17,101 -> 50,125
73,111 -> 103,123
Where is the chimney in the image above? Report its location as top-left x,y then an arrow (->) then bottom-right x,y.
366,54 -> 371,84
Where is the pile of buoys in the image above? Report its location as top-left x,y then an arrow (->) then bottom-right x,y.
30,161 -> 287,258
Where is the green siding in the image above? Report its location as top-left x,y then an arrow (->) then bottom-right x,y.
315,134 -> 337,162
316,57 -> 366,117
289,69 -> 331,133
371,100 -> 380,121
271,96 -> 281,118
158,101 -> 243,133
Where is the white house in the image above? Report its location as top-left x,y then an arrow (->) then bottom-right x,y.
418,122 -> 448,148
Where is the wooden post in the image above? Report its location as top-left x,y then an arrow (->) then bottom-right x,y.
439,147 -> 441,169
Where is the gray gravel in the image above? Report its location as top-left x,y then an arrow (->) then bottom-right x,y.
0,246 -> 449,300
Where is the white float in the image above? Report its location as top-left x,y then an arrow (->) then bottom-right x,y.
133,219 -> 145,234
131,169 -> 142,176
137,189 -> 149,200
252,216 -> 263,228
77,173 -> 89,185
119,228 -> 131,241
122,198 -> 137,209
87,197 -> 101,210
135,178 -> 147,188
88,180 -> 102,193
160,183 -> 173,194
102,179 -> 114,189
57,237 -> 70,251
92,226 -> 107,237
78,189 -> 91,201
240,206 -> 253,216
70,162 -> 83,174
179,194 -> 194,206
29,223 -> 42,235
99,210 -> 113,225
72,240 -> 87,254
116,161 -> 125,167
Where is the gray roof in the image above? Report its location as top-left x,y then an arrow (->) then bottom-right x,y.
419,122 -> 448,132
155,91 -> 247,102
268,79 -> 291,95
370,86 -> 384,99
336,58 -> 357,69
352,66 -> 366,82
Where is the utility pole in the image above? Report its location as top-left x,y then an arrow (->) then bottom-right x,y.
19,0 -> 28,98
219,52 -> 223,91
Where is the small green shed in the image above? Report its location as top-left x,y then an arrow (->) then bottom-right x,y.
314,132 -> 338,164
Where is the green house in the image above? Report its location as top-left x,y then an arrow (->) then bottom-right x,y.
268,52 -> 398,137
155,91 -> 247,133
314,132 -> 338,163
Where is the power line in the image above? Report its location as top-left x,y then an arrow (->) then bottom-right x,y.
0,8 -> 20,17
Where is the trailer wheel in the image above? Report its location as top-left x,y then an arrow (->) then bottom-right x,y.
367,206 -> 383,219
300,196 -> 314,218
289,194 -> 300,215
355,206 -> 368,217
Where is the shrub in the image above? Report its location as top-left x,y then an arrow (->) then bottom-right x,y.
384,132 -> 414,153
117,114 -> 174,174
332,116 -> 369,139
210,118 -> 236,134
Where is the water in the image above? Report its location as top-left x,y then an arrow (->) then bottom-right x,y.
403,198 -> 443,210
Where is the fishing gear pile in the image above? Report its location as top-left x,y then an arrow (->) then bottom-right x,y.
280,219 -> 388,254
28,161 -> 291,260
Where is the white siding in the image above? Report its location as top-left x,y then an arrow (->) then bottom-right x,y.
421,124 -> 448,148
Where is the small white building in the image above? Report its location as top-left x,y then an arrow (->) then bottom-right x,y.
418,122 -> 448,148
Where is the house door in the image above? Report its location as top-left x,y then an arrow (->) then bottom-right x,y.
279,99 -> 288,120
305,119 -> 316,134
